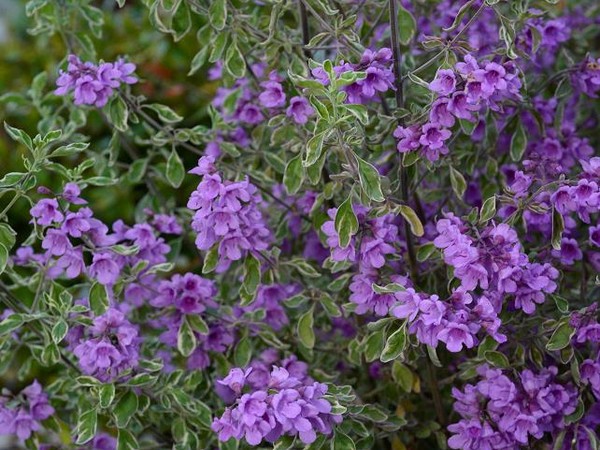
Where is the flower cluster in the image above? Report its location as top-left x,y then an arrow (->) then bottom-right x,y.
21,183 -> 175,289
187,156 -> 271,270
572,56 -> 600,97
72,308 -> 139,382
312,48 -> 395,104
0,381 -> 54,441
54,54 -> 137,107
448,365 -> 577,449
392,288 -> 505,352
152,273 -> 217,315
212,355 -> 342,446
433,214 -> 559,314
394,55 -> 522,161
321,204 -> 406,315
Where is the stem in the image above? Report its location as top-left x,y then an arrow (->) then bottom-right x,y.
426,358 -> 447,426
389,0 -> 418,284
298,0 -> 312,59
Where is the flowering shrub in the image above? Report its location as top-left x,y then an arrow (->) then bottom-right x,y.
0,0 -> 599,449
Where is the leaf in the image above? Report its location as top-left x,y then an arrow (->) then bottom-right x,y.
483,350 -> 510,368
364,330 -> 385,363
166,149 -> 185,188
546,321 -> 575,351
335,195 -> 359,248
443,0 -> 477,32
188,47 -> 210,76
209,0 -> 227,30
240,254 -> 261,306
0,313 -> 24,336
416,242 -> 437,262
479,196 -> 496,224
113,391 -> 138,428
380,325 -> 407,363
51,142 -> 89,158
286,258 -> 320,278
0,243 -> 8,275
371,283 -> 405,294
303,132 -> 326,167
171,0 -> 191,41
187,314 -> 209,334
177,316 -> 197,357
4,122 -> 33,151
98,383 -> 115,409
551,206 -> 564,251
234,336 -> 252,367
510,121 -> 527,161
146,104 -> 183,123
107,95 -> 129,132
331,430 -> 356,450
297,306 -> 315,349
355,155 -> 385,202
117,429 -> 138,450
51,319 -> 68,344
397,205 -> 424,237
396,4 -> 416,45
225,43 -> 245,78
75,409 -> 97,445
202,246 -> 219,274
449,165 -> 467,199
283,155 -> 304,195
392,361 -> 413,392
89,282 -> 109,316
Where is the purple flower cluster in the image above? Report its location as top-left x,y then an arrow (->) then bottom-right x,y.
433,214 -> 559,314
187,156 -> 271,271
212,355 -> 342,446
0,381 -> 54,440
55,54 -> 137,107
572,57 -> 600,97
448,365 -> 577,449
392,288 -> 505,352
312,48 -> 395,104
322,205 -> 409,315
73,308 -> 139,382
152,273 -> 217,315
394,55 -> 521,161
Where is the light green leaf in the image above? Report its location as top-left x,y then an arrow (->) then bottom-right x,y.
355,155 -> 385,202
283,154 -> 304,195
335,195 -> 359,248
297,306 -> 315,349
166,149 -> 185,188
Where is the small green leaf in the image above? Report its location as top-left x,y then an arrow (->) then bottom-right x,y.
479,196 -> 496,224
397,4 -> 416,45
177,316 -> 197,357
4,122 -> 33,151
189,47 -> 210,76
283,155 -> 304,195
364,330 -> 385,363
391,361 -> 413,392
0,313 -> 24,336
225,43 -> 246,78
51,319 -> 68,344
380,325 -> 407,363
166,149 -> 185,188
483,350 -> 510,368
0,243 -> 8,275
75,409 -> 97,444
303,132 -> 326,167
146,104 -> 183,123
187,314 -> 209,334
449,166 -> 467,199
297,306 -> 315,349
416,242 -> 437,262
510,121 -> 528,161
397,205 -> 424,236
335,195 -> 359,248
551,206 -> 564,251
371,283 -> 405,294
355,155 -> 385,202
107,96 -> 129,132
234,336 -> 252,367
113,391 -> 138,428
546,321 -> 575,351
99,383 -> 115,409
117,429 -> 138,450
202,246 -> 219,274
209,0 -> 227,30
89,282 -> 109,316
331,430 -> 356,450
285,258 -> 320,278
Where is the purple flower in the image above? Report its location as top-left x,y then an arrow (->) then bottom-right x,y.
89,252 -> 120,285
258,81 -> 286,108
286,96 -> 314,125
429,69 -> 457,95
30,198 -> 64,226
41,229 -> 71,256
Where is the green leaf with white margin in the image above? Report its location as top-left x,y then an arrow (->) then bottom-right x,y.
546,320 -> 575,351
51,319 -> 69,344
3,122 -> 33,151
98,383 -> 116,409
331,430 -> 356,450
510,120 -> 528,162
225,43 -> 246,78
209,0 -> 227,30
551,206 -> 564,251
75,409 -> 97,444
297,306 -> 315,349
397,3 -> 416,45
146,104 -> 183,123
107,95 -> 128,132
283,154 -> 304,195
355,154 -> 385,202
335,195 -> 359,248
449,165 -> 467,199
479,196 -> 496,224
380,324 -> 407,363
177,316 -> 197,357
166,149 -> 185,188
303,132 -> 326,167
113,390 -> 138,428
397,205 -> 424,236
0,243 -> 8,274
89,282 -> 109,316
117,429 -> 138,450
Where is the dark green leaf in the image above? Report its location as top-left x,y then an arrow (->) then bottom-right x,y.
397,4 -> 416,45
355,155 -> 385,202
380,325 -> 407,363
75,409 -> 97,444
166,149 -> 185,188
113,391 -> 138,428
89,282 -> 109,316
283,155 -> 304,195
335,195 -> 359,248
546,321 -> 575,351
